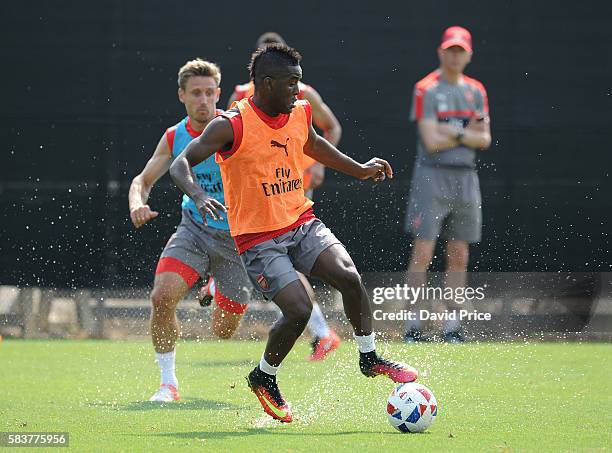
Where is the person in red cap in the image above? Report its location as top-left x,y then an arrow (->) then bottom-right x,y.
404,26 -> 492,343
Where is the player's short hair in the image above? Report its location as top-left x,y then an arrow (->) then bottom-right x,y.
255,32 -> 286,49
248,43 -> 302,84
177,58 -> 221,90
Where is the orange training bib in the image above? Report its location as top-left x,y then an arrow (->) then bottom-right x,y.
217,98 -> 314,236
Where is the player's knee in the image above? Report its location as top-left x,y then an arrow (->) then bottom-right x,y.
151,288 -> 180,313
295,302 -> 313,324
287,300 -> 312,329
212,314 -> 239,339
447,248 -> 469,270
410,253 -> 431,269
335,263 -> 363,294
213,324 -> 235,340
215,331 -> 234,340
410,248 -> 433,270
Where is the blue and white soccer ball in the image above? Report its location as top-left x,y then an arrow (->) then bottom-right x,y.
386,382 -> 438,433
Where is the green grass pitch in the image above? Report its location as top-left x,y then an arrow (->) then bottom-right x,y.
1,339 -> 611,452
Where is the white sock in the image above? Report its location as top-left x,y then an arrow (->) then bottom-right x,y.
209,279 -> 216,297
156,350 -> 178,388
259,354 -> 280,376
306,303 -> 330,338
354,332 -> 376,353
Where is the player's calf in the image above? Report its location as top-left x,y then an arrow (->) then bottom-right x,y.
311,245 -> 372,334
211,290 -> 248,339
150,276 -> 186,352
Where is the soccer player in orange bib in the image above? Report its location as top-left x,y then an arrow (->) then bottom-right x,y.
170,44 -> 417,423
227,32 -> 343,361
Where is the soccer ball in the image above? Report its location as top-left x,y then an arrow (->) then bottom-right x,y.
386,382 -> 438,433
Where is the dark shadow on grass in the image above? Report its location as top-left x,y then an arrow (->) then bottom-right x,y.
88,397 -> 239,411
143,428 -> 373,440
191,359 -> 255,368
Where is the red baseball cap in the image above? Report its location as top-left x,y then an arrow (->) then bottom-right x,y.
440,26 -> 472,52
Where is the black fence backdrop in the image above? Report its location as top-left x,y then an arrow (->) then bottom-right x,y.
1,0 -> 611,288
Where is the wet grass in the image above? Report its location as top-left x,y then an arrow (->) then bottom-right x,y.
1,339 -> 610,452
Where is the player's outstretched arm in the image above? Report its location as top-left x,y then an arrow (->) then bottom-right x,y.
303,124 -> 392,183
302,86 -> 342,146
169,117 -> 233,221
128,134 -> 172,228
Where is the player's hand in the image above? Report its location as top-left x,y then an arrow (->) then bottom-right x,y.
130,205 -> 159,228
195,196 -> 227,223
359,157 -> 393,182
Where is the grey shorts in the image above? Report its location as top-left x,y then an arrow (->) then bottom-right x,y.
240,219 -> 341,300
159,209 -> 251,304
405,165 -> 482,243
